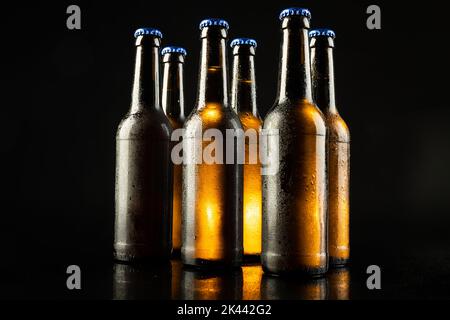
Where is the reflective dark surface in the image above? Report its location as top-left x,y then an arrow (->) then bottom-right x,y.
3,243 -> 450,299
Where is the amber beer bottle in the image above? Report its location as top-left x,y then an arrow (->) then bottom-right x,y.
310,29 -> 350,266
161,46 -> 187,255
230,38 -> 262,259
182,19 -> 243,268
114,28 -> 173,262
262,8 -> 328,275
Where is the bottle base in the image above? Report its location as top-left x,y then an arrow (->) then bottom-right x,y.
113,244 -> 171,264
171,248 -> 181,260
262,263 -> 328,278
329,256 -> 350,267
181,256 -> 242,270
243,254 -> 261,265
261,252 -> 328,276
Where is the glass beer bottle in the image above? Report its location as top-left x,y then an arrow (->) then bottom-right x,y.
114,28 -> 173,262
230,38 -> 262,259
161,46 -> 187,256
262,8 -> 328,275
182,19 -> 243,268
310,29 -> 350,266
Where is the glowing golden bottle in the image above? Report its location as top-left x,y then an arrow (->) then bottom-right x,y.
230,38 -> 262,259
262,8 -> 328,275
181,19 -> 243,268
310,29 -> 350,266
161,46 -> 187,255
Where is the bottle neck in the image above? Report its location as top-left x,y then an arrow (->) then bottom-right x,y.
162,55 -> 185,120
311,42 -> 337,113
197,29 -> 229,108
276,19 -> 313,103
231,47 -> 258,116
130,37 -> 161,113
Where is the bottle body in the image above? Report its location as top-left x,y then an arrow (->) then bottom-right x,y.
262,100 -> 327,274
181,21 -> 243,268
115,111 -> 173,261
325,114 -> 350,265
182,106 -> 243,267
310,31 -> 350,266
162,49 -> 186,254
240,113 -> 262,257
114,32 -> 173,262
230,41 -> 262,258
262,12 -> 328,275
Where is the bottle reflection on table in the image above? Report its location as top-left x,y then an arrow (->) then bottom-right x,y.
171,260 -> 183,299
327,267 -> 350,300
112,262 -> 172,300
179,267 -> 243,300
261,274 -> 328,300
242,264 -> 263,300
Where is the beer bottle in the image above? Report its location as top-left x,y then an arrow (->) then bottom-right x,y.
230,38 -> 262,259
114,28 -> 173,262
310,29 -> 350,266
161,46 -> 187,256
262,8 -> 328,275
182,19 -> 243,268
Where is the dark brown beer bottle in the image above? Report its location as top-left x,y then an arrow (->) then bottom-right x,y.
230,38 -> 262,259
262,8 -> 328,275
114,28 -> 173,262
161,46 -> 187,256
182,19 -> 243,268
310,29 -> 350,266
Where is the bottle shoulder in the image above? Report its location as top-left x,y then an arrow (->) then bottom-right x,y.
166,114 -> 185,129
238,112 -> 262,131
263,99 -> 326,136
117,109 -> 172,140
325,111 -> 350,142
184,104 -> 243,133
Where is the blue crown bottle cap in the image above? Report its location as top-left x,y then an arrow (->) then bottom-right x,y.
199,18 -> 229,30
309,29 -> 336,39
134,28 -> 163,39
230,38 -> 257,48
279,8 -> 311,20
161,46 -> 187,56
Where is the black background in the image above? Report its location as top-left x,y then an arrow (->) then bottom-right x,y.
1,0 -> 450,299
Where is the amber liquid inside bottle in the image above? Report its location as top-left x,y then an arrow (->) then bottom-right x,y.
114,35 -> 173,262
262,16 -> 328,275
231,44 -> 262,258
162,51 -> 186,255
181,26 -> 243,268
311,34 -> 350,266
